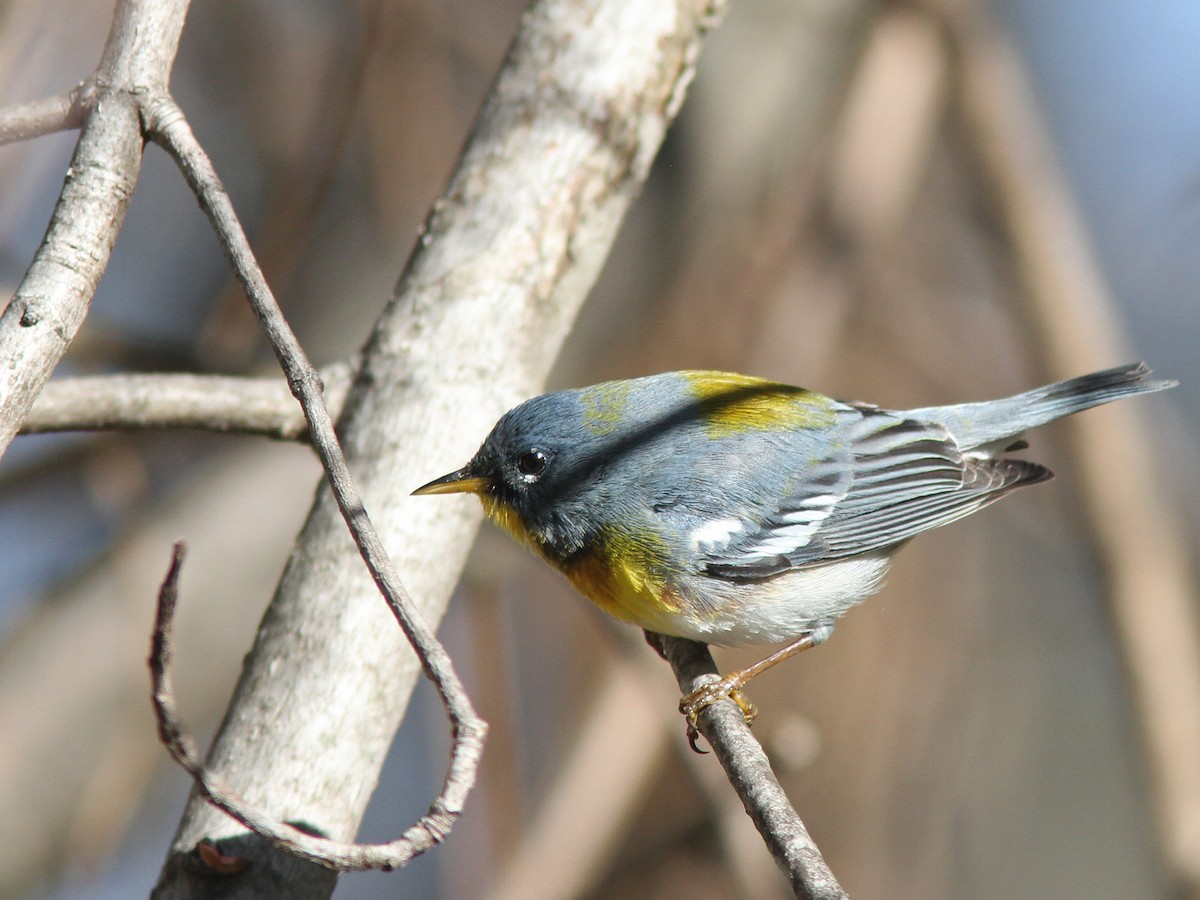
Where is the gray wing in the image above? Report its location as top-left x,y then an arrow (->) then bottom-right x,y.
701,412 -> 1051,581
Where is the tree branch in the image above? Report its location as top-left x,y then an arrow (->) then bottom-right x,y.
3,0 -> 489,881
944,0 -> 1200,886
150,1 -> 729,896
0,0 -> 189,462
150,542 -> 471,870
650,635 -> 847,900
21,365 -> 353,440
142,86 -> 488,874
0,84 -> 89,145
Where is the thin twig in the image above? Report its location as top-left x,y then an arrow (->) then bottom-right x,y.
650,634 -> 847,900
142,94 -> 487,868
21,363 -> 353,440
150,543 -> 463,870
0,0 -> 485,879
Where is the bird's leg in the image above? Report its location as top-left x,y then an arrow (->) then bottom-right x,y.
679,628 -> 828,731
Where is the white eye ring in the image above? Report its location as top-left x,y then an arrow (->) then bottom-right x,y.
517,448 -> 549,480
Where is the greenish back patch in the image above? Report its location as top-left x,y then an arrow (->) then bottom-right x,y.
680,371 -> 836,437
580,380 -> 633,435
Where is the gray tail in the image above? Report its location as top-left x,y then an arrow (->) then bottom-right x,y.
1016,362 -> 1176,420
912,362 -> 1176,452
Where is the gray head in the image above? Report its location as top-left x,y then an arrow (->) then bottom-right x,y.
412,372 -> 828,558
412,385 -> 639,557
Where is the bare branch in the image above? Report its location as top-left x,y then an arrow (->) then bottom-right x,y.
486,648 -> 674,900
0,0 -> 190,462
151,543 -> 473,871
0,84 -> 88,145
150,0 -> 730,895
650,634 -> 847,900
0,0 -> 486,878
21,364 -> 353,440
139,93 -> 487,870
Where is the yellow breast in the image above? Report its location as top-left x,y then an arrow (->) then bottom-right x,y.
478,475 -> 693,636
561,527 -> 686,635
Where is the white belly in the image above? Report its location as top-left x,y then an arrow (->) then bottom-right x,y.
669,552 -> 892,646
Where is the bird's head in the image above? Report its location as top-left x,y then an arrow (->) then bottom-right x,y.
413,389 -> 619,559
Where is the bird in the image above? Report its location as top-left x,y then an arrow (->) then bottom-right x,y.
414,362 -> 1175,731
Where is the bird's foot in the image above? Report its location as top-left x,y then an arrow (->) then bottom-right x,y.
679,676 -> 757,751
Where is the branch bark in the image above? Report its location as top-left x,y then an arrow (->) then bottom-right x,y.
652,635 -> 847,900
21,365 -> 353,440
0,0 -> 189,462
0,85 -> 86,144
143,86 -> 488,872
150,1 -> 728,896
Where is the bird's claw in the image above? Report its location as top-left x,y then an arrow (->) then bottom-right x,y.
679,677 -> 758,752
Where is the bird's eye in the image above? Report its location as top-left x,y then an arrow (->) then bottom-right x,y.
517,448 -> 549,479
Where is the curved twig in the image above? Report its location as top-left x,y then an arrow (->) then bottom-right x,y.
151,543 -> 473,870
1,0 -> 487,875
142,93 -> 487,868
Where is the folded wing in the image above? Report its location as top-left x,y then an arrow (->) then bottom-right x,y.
701,412 -> 1051,581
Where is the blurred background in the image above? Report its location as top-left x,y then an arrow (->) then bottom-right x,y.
1,0 -> 1198,897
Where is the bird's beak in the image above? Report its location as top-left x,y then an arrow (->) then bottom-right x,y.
412,466 -> 490,496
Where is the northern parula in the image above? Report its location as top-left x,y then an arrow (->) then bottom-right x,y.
415,363 -> 1174,725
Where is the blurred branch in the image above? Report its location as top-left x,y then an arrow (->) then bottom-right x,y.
943,0 -> 1200,889
0,83 -> 88,144
486,620 -> 790,899
199,0 -> 386,368
486,647 -> 674,900
825,6 -> 947,251
0,0 -> 189,462
651,635 -> 847,900
22,364 -> 353,440
618,0 -> 880,380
